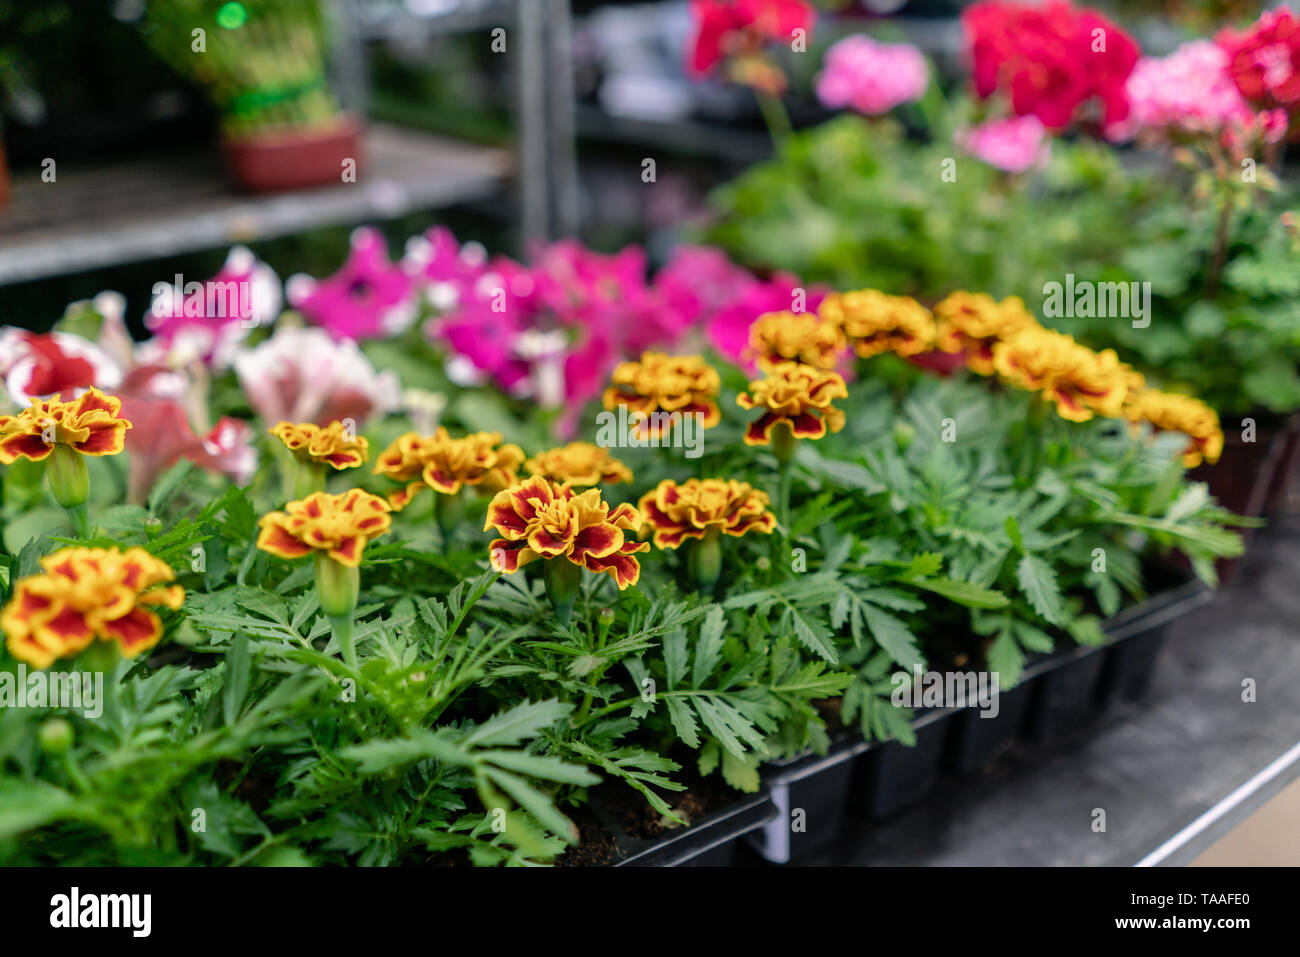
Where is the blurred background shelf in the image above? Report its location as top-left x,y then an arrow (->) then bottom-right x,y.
0,124 -> 508,287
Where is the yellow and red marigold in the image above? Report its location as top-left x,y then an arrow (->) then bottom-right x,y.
0,388 -> 131,464
992,327 -> 1137,422
736,361 -> 848,445
373,428 -> 524,509
933,291 -> 1040,375
748,311 -> 846,371
269,420 -> 369,470
524,442 -> 633,487
1,546 -> 184,669
637,478 -> 776,548
484,476 -> 648,590
1125,390 -> 1225,467
257,488 -> 393,567
817,289 -> 936,359
602,352 -> 721,439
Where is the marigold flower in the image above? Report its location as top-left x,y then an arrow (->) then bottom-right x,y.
748,311 -> 846,371
602,352 -> 721,439
992,328 -> 1136,422
0,388 -> 131,464
818,289 -> 936,359
1,547 -> 184,669
257,489 -> 393,568
525,442 -> 633,487
637,478 -> 776,548
270,420 -> 369,470
484,476 -> 648,589
933,291 -> 1040,375
736,361 -> 848,445
373,428 -> 525,509
1126,390 -> 1224,467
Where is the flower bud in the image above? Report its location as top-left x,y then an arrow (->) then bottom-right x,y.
38,717 -> 74,756
597,607 -> 615,641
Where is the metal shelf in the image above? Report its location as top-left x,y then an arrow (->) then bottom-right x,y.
0,123 -> 509,287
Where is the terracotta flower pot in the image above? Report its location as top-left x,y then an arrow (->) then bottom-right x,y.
220,115 -> 363,194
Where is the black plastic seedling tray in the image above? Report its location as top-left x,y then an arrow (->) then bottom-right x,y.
852,707 -> 958,819
608,790 -> 776,867
739,576 -> 1212,863
746,735 -> 869,863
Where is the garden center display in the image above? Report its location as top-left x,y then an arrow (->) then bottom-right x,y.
0,0 -> 1296,883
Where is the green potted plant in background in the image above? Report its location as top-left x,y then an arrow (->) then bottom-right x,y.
140,0 -> 361,192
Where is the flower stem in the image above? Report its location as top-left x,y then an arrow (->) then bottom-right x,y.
755,90 -> 792,147
293,462 -> 326,499
65,503 -> 91,541
330,613 -> 357,670
688,527 -> 723,593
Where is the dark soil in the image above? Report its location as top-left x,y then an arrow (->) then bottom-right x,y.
555,758 -> 741,866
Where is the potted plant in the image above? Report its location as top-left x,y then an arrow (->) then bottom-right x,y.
140,0 -> 361,192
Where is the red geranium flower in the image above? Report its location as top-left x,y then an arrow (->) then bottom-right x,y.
688,0 -> 814,76
963,0 -> 1139,130
1217,8 -> 1300,127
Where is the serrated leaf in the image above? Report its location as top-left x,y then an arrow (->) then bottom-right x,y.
1016,553 -> 1063,625
664,696 -> 701,749
861,603 -> 922,670
465,699 -> 573,748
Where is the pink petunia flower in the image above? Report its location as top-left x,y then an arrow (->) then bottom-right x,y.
287,228 -> 417,341
143,246 -> 281,369
233,325 -> 401,427
0,329 -> 123,407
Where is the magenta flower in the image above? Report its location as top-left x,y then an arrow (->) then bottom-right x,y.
957,115 -> 1051,173
287,228 -> 417,341
816,35 -> 929,116
707,271 -> 829,366
403,226 -> 492,311
144,246 -> 281,369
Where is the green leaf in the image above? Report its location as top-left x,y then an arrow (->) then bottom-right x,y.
861,603 -> 923,671
1016,553 -> 1063,625
465,699 -> 573,748
788,607 -> 838,664
148,459 -> 196,515
692,606 -> 727,687
222,632 -> 251,726
664,696 -> 701,749
911,577 -> 1009,609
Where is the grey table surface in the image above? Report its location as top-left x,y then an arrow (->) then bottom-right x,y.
796,513 -> 1300,867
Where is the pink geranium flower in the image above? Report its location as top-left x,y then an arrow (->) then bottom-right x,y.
143,246 -> 280,369
1106,40 -> 1289,152
233,325 -> 401,426
957,115 -> 1051,173
287,228 -> 417,341
816,35 -> 929,115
